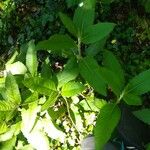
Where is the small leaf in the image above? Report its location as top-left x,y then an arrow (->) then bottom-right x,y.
61,81 -> 85,97
6,61 -> 27,75
82,23 -> 115,44
133,109 -> 150,125
41,91 -> 59,111
59,12 -> 77,37
4,73 -> 21,104
125,69 -> 150,95
36,34 -> 77,56
94,104 -> 121,150
24,92 -> 39,104
26,40 -> 38,77
79,57 -> 106,96
103,50 -> 124,88
123,93 -> 142,106
57,57 -> 79,88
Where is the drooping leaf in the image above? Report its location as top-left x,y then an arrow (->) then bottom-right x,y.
41,91 -> 59,111
94,104 -> 121,150
61,81 -> 85,97
21,103 -> 41,134
57,57 -> 79,88
23,77 -> 56,96
79,57 -> 106,96
103,50 -> 124,88
73,0 -> 96,36
59,12 -> 77,37
26,40 -> 38,77
125,69 -> 150,95
0,100 -> 15,111
6,61 -> 27,75
123,93 -> 142,106
23,92 -> 39,104
0,122 -> 21,142
133,109 -> 150,125
82,23 -> 116,44
36,34 -> 77,56
0,136 -> 17,150
5,73 -> 21,104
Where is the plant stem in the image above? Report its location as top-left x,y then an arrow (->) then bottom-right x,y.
77,37 -> 82,57
63,97 -> 81,136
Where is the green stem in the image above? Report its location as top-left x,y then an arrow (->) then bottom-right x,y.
77,37 -> 82,57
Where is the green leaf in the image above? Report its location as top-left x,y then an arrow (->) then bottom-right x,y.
57,57 -> 79,88
79,57 -> 106,96
26,40 -> 38,77
85,38 -> 106,56
0,136 -> 16,150
73,0 -> 96,36
125,69 -> 150,95
23,77 -> 56,96
0,122 -> 8,134
0,122 -> 20,142
0,100 -> 15,111
24,92 -> 38,104
61,81 -> 85,97
99,67 -> 122,96
82,23 -> 115,44
123,93 -> 142,106
6,61 -> 27,75
41,91 -> 59,111
35,34 -> 77,56
133,109 -> 150,125
94,104 -> 121,150
103,50 -> 124,88
59,12 -> 77,37
4,73 -> 21,104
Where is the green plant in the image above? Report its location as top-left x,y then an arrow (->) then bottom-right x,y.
0,0 -> 150,150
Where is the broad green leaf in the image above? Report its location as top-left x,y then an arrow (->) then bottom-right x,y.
0,122 -> 8,134
103,50 -> 124,88
5,73 -> 21,104
94,104 -> 121,150
61,81 -> 85,97
0,136 -> 16,150
59,12 -> 77,37
123,93 -> 142,106
73,0 -> 96,36
0,78 -> 5,88
21,103 -> 41,134
24,92 -> 38,104
85,38 -> 106,56
26,40 -> 38,77
41,91 -> 59,111
0,122 -> 20,142
0,100 -> 16,111
57,57 -> 79,88
133,109 -> 150,125
79,57 -> 106,96
23,77 -> 56,96
36,34 -> 77,56
82,23 -> 115,44
125,69 -> 150,95
99,67 -> 122,96
6,61 -> 27,75
94,98 -> 107,109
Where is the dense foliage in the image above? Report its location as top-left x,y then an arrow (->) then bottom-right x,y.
0,0 -> 150,149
